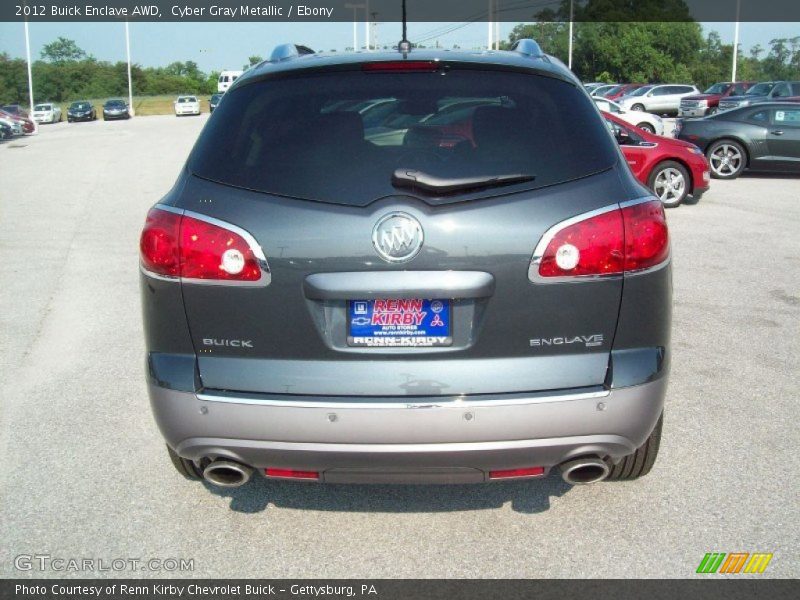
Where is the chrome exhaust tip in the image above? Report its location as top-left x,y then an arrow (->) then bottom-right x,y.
202,459 -> 254,488
559,457 -> 610,485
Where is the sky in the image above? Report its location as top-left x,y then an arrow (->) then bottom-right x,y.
0,21 -> 797,72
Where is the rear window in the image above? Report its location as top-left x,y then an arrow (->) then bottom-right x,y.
190,68 -> 618,205
34,104 -> 51,111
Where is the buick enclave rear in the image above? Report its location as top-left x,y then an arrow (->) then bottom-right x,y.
140,41 -> 670,488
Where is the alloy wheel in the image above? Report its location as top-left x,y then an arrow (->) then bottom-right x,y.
653,167 -> 686,205
709,144 -> 742,177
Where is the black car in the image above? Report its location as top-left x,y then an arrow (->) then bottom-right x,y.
140,41 -> 672,489
103,99 -> 130,120
677,102 -> 800,179
209,93 -> 223,113
0,121 -> 13,140
67,101 -> 96,122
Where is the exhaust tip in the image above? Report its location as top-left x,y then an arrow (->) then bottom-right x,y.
559,457 -> 610,485
202,460 -> 254,488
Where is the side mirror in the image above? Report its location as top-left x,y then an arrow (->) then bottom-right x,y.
615,129 -> 630,144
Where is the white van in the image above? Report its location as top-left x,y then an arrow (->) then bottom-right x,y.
217,70 -> 243,93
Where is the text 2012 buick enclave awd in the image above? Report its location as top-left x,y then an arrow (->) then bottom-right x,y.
140,40 -> 670,488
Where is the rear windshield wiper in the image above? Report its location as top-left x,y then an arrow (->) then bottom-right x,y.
392,169 -> 536,194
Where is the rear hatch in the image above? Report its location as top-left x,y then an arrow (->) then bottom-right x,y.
176,62 -> 628,397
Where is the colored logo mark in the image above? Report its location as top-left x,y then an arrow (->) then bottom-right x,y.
696,552 -> 773,574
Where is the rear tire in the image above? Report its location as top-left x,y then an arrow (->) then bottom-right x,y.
606,413 -> 663,481
631,103 -> 645,111
637,122 -> 655,134
166,445 -> 202,480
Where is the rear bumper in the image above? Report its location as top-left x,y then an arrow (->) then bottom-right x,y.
150,377 -> 667,484
679,107 -> 709,117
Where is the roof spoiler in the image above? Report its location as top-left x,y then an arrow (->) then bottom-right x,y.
270,43 -> 315,62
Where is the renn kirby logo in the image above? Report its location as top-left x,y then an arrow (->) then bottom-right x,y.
696,552 -> 773,574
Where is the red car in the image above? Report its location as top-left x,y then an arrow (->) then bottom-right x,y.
603,83 -> 647,101
603,112 -> 710,208
0,109 -> 35,134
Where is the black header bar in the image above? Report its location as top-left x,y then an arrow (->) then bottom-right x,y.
4,0 -> 800,23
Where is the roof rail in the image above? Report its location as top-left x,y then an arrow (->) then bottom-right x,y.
510,39 -> 544,59
270,43 -> 315,62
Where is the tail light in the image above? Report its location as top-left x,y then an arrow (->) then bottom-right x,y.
362,61 -> 440,72
140,206 -> 268,285
265,468 -> 320,480
530,198 -> 669,281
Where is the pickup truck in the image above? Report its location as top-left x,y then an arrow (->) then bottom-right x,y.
679,82 -> 754,117
718,81 -> 800,112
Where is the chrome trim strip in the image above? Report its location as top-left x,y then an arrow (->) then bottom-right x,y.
139,263 -> 179,282
147,204 -> 271,288
527,195 -> 663,284
196,389 -> 610,409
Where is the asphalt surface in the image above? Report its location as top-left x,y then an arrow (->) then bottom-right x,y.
1,115 -> 798,579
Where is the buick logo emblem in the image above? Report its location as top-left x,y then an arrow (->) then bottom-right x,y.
372,212 -> 424,263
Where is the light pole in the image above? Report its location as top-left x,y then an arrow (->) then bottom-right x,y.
487,0 -> 493,49
568,0 -> 574,70
344,3 -> 365,51
732,0 -> 741,82
24,20 -> 34,114
365,0 -> 370,51
125,21 -> 134,115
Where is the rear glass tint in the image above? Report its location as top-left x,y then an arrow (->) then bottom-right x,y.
190,68 -> 617,205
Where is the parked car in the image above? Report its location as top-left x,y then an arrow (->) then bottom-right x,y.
141,41 -> 671,489
603,112 -> 709,207
0,109 -> 34,134
583,82 -> 606,94
1,104 -> 29,118
31,103 -> 62,124
67,101 -> 96,122
0,110 -> 24,135
718,81 -> 800,112
174,95 -> 201,116
679,82 -> 755,118
617,84 -> 700,115
209,93 -> 223,113
590,84 -> 619,98
603,83 -> 647,101
217,70 -> 243,93
103,99 -> 130,120
676,102 -> 800,179
594,97 -> 664,135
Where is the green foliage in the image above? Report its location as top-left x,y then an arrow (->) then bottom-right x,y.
505,22 -> 799,88
41,37 -> 87,63
243,55 -> 263,70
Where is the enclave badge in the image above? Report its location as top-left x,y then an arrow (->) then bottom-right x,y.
372,212 -> 424,263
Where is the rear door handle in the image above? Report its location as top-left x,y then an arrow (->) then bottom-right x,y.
770,130 -> 785,136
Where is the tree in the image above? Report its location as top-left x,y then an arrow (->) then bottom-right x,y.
41,37 -> 86,63
243,55 -> 263,70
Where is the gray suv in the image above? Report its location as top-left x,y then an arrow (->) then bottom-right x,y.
140,41 -> 671,489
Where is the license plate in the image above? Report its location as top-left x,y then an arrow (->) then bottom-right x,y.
347,299 -> 452,347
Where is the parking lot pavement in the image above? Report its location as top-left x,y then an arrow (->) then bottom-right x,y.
1,116 -> 798,579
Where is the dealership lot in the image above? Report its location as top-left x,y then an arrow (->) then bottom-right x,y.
0,116 -> 797,578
